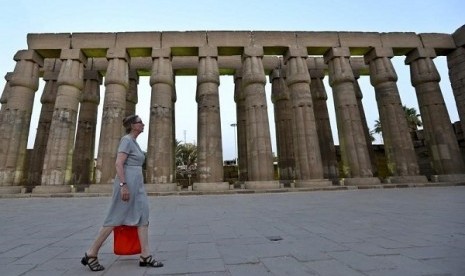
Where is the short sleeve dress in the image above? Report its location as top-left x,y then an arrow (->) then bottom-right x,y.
103,134 -> 149,226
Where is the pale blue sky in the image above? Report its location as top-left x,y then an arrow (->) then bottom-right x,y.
0,0 -> 464,160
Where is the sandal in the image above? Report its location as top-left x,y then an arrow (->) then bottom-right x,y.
139,255 -> 164,267
81,252 -> 105,271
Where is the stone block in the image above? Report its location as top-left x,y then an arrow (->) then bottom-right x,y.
452,24 -> 465,47
198,46 -> 218,57
14,49 -> 44,66
419,33 -> 456,54
71,32 -> 116,50
207,31 -> 252,47
245,180 -> 280,189
193,182 -> 229,191
152,48 -> 171,58
254,31 -> 297,54
296,32 -> 339,55
144,183 -> 177,192
27,33 -> 71,50
364,47 -> 394,64
323,47 -> 350,63
381,32 -> 422,54
284,47 -> 308,62
115,31 -> 161,49
339,32 -> 382,54
243,46 -> 264,57
106,47 -> 129,60
60,49 -> 87,64
162,31 -> 207,47
42,58 -> 61,72
405,47 -> 436,64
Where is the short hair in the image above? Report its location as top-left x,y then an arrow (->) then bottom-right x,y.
122,115 -> 139,134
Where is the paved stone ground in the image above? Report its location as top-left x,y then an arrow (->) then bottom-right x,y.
0,186 -> 465,276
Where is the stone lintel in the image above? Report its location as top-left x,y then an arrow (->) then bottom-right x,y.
207,31 -> 251,47
27,33 -> 71,50
243,46 -> 264,57
162,31 -> 207,48
339,32 -> 382,54
60,48 -> 87,64
419,33 -> 456,50
115,32 -> 161,49
193,182 -> 230,191
405,47 -> 437,64
14,49 -> 44,67
253,31 -> 298,51
342,177 -> 381,186
295,32 -> 340,55
452,25 -> 465,47
245,181 -> 280,189
106,48 -> 129,60
284,47 -> 308,63
152,48 -> 171,58
198,46 -> 218,58
385,175 -> 428,184
380,32 -> 422,54
323,47 -> 350,63
364,47 -> 394,64
295,179 -> 332,188
71,32 -> 116,50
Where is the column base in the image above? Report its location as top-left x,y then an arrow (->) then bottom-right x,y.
0,186 -> 24,194
295,179 -> 333,188
385,175 -> 428,184
341,177 -> 381,186
32,185 -> 72,194
145,183 -> 177,192
432,174 -> 465,183
245,180 -> 280,189
193,182 -> 230,191
85,184 -> 113,193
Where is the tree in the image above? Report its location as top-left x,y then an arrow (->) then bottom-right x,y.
370,105 -> 422,142
175,139 -> 197,177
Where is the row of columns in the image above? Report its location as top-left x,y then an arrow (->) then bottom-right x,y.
0,44 -> 464,193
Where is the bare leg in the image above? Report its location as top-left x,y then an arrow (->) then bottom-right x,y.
137,225 -> 150,257
86,226 -> 114,256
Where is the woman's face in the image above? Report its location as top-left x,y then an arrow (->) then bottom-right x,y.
132,117 -> 145,133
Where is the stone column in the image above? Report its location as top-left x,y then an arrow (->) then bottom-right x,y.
365,47 -> 427,183
193,46 -> 228,191
406,48 -> 465,181
72,70 -> 101,185
0,72 -> 13,182
270,68 -> 295,184
28,60 -> 60,188
448,25 -> 465,136
94,48 -> 129,188
309,68 -> 338,180
126,70 -> 139,117
0,50 -> 42,189
37,49 -> 86,193
352,72 -> 378,176
324,47 -> 380,186
146,48 -> 177,191
234,70 -> 248,182
284,47 -> 331,187
241,46 -> 279,189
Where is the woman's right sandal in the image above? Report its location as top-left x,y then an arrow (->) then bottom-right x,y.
81,252 -> 105,271
139,255 -> 164,267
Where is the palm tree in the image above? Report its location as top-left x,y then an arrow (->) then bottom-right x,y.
371,105 -> 422,139
175,139 -> 197,176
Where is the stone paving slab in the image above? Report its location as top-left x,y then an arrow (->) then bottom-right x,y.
0,186 -> 464,275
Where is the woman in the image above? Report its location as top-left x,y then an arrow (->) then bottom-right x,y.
81,115 -> 163,271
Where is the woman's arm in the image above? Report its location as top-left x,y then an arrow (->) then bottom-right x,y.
115,152 -> 130,201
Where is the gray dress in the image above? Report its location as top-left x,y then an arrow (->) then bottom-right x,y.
103,135 -> 149,226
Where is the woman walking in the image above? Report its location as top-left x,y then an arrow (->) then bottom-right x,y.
81,115 -> 163,271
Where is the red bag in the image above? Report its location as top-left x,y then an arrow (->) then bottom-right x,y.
113,225 -> 141,255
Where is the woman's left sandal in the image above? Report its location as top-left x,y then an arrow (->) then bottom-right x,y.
81,253 -> 105,271
139,255 -> 164,267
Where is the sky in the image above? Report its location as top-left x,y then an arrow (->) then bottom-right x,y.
0,0 -> 464,161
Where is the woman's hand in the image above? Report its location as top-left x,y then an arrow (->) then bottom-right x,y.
120,185 -> 130,202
